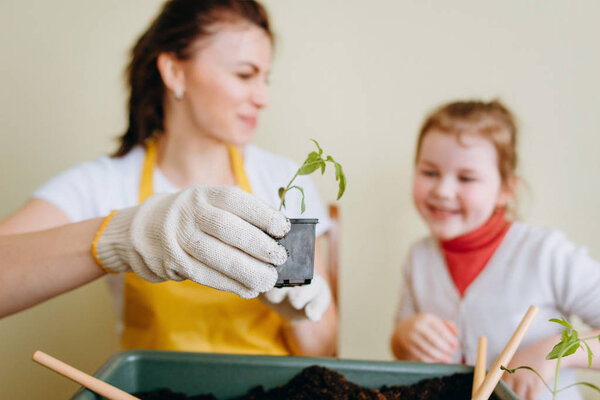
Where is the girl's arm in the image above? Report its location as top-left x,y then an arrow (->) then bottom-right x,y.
504,328 -> 600,399
281,241 -> 338,357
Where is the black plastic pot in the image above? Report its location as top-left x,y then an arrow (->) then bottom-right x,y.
275,218 -> 318,287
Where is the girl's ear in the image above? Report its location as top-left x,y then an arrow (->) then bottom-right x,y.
497,176 -> 518,208
157,52 -> 186,98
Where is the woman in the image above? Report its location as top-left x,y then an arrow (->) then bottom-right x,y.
0,0 -> 337,356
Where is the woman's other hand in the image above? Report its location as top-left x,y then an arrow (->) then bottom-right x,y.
260,273 -> 332,322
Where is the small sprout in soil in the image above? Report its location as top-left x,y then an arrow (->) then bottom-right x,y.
501,317 -> 600,399
278,139 -> 346,214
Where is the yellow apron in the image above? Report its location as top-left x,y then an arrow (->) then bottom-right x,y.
121,139 -> 289,355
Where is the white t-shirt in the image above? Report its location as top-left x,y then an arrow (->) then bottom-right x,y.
33,144 -> 331,322
397,222 -> 600,400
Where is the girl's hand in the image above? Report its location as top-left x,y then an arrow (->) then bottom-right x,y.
502,340 -> 557,400
391,313 -> 458,363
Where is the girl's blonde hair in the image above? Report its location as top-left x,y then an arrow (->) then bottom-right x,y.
415,99 -> 518,189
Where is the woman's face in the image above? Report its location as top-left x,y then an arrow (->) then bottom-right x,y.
412,130 -> 509,240
175,22 -> 272,145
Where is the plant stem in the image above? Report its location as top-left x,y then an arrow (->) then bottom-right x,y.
278,171 -> 300,211
553,357 -> 561,400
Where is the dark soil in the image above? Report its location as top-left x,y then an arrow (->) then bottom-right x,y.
134,365 -> 500,400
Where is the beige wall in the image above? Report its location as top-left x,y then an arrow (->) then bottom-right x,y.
1,1 -> 599,398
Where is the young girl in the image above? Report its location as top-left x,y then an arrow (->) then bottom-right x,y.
390,100 -> 600,400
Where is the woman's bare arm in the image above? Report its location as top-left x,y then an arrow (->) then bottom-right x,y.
0,217 -> 106,318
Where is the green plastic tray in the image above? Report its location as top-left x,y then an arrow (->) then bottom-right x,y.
70,350 -> 518,399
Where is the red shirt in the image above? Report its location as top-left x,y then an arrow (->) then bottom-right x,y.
440,211 -> 511,297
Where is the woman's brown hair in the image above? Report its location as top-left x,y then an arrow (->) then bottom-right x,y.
415,99 -> 518,189
114,0 -> 273,157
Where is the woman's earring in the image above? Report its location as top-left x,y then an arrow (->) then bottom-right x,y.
174,87 -> 184,100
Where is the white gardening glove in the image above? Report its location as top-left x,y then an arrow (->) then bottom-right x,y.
94,185 -> 290,299
260,274 -> 331,322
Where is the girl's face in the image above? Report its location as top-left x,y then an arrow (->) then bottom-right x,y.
413,130 -> 510,240
175,22 -> 271,145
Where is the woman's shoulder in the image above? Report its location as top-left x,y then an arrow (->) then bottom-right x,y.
46,146 -> 144,179
32,147 -> 145,221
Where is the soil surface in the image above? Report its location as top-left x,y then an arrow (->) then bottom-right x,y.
134,365 -> 501,400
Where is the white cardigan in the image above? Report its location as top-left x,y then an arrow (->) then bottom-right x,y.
397,222 -> 600,400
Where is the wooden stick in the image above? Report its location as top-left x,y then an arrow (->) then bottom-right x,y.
472,305 -> 539,400
472,336 -> 487,397
32,351 -> 139,400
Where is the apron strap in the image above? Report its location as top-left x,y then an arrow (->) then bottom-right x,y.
139,138 -> 158,203
228,144 -> 252,194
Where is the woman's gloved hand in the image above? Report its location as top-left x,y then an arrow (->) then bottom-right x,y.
94,185 -> 290,299
260,274 -> 332,322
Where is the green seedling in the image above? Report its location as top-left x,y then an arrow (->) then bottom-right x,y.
502,318 -> 600,399
278,139 -> 346,214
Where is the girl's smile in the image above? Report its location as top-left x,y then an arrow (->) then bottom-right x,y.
413,130 -> 511,240
426,203 -> 462,220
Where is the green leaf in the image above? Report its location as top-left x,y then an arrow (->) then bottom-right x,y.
337,174 -> 346,200
546,342 -> 567,360
297,152 -> 323,175
546,345 -> 560,359
291,185 -> 306,214
326,155 -> 346,199
310,138 -> 323,156
547,337 -> 578,360
565,341 -> 581,357
297,161 -> 322,175
550,317 -> 573,330
278,187 -> 287,210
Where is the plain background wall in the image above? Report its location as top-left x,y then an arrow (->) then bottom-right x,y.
1,1 -> 599,398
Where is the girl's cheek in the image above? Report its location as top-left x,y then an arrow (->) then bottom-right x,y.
462,190 -> 498,216
412,181 -> 428,204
